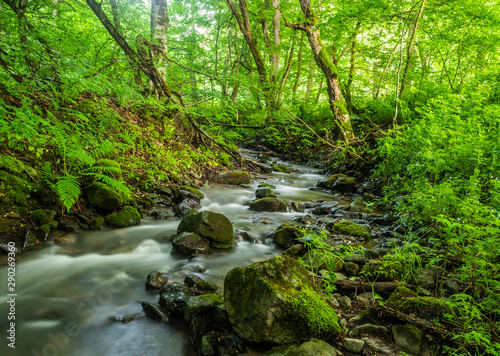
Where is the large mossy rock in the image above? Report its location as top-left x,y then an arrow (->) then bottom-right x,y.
0,155 -> 39,214
264,338 -> 340,356
105,206 -> 141,227
224,255 -> 341,344
177,211 -> 234,248
274,224 -> 304,248
217,171 -> 250,185
86,182 -> 123,212
317,174 -> 356,193
249,197 -> 287,212
332,220 -> 370,239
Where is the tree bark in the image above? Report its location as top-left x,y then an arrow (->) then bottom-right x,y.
292,31 -> 304,100
345,20 -> 361,114
287,0 -> 355,142
271,0 -> 281,80
399,0 -> 426,98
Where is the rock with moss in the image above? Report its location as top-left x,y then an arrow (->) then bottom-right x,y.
317,174 -> 356,193
360,260 -> 405,282
0,218 -> 12,233
393,324 -> 422,355
30,209 -> 58,232
272,164 -> 291,173
89,216 -> 105,230
302,249 -> 345,273
274,224 -> 305,248
264,338 -> 341,356
258,183 -> 276,189
249,197 -> 287,212
179,185 -> 204,199
177,211 -> 234,248
332,220 -> 370,239
86,182 -> 123,212
0,156 -> 39,214
386,286 -> 455,320
172,232 -> 210,256
224,255 -> 341,344
256,187 -> 275,199
217,171 -> 250,185
105,206 -> 141,227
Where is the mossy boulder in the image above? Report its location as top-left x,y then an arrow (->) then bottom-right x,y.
249,197 -> 287,212
332,220 -> 370,239
360,260 -> 405,281
0,218 -> 12,233
256,187 -> 275,199
274,224 -> 305,248
224,255 -> 341,344
386,286 -> 455,320
217,171 -> 250,185
86,182 -> 123,212
317,174 -> 356,193
393,324 -> 422,355
264,338 -> 340,356
105,206 -> 141,227
177,211 -> 234,248
302,249 -> 344,273
0,155 -> 39,214
30,209 -> 57,232
258,183 -> 276,189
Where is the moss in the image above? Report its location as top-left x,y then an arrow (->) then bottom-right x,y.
86,182 -> 123,211
90,216 -> 104,230
333,100 -> 349,115
275,224 -> 305,248
318,48 -> 339,79
272,165 -> 291,173
105,206 -> 141,227
180,185 -> 205,199
394,324 -> 422,343
258,183 -> 277,189
249,197 -> 287,212
361,260 -> 405,281
177,211 -> 234,248
332,220 -> 370,239
0,218 -> 12,233
0,155 -> 38,178
304,7 -> 318,26
97,159 -> 122,178
387,293 -> 455,320
30,209 -> 51,225
217,171 -> 250,185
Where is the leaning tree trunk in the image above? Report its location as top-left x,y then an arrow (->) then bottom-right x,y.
288,0 -> 355,142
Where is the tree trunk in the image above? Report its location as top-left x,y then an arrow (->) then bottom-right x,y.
271,0 -> 280,80
345,20 -> 361,114
292,31 -> 304,100
305,59 -> 314,102
315,78 -> 323,104
399,0 -> 426,98
288,0 -> 355,142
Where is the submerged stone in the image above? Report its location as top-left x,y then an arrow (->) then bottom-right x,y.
224,255 -> 341,344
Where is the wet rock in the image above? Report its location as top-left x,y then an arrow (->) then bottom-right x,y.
145,271 -> 167,290
393,324 -> 422,355
177,211 -> 234,249
312,201 -> 339,215
105,206 -> 141,227
23,224 -> 46,249
217,171 -> 250,185
340,338 -> 364,353
289,201 -> 303,212
110,314 -> 137,323
85,182 -> 123,212
249,197 -> 287,212
337,295 -> 352,309
443,278 -> 463,296
371,214 -> 398,226
140,301 -> 169,323
255,187 -> 275,199
224,255 -> 341,344
60,218 -> 80,233
317,174 -> 357,193
177,185 -> 204,200
283,244 -> 307,259
349,324 -> 389,339
331,220 -> 370,239
184,273 -> 204,287
172,232 -> 210,256
343,262 -> 360,276
89,216 -> 104,230
159,282 -> 194,315
334,272 -> 347,281
272,164 -> 290,173
274,224 -> 304,248
264,338 -> 341,356
174,199 -> 201,217
150,209 -> 169,220
235,230 -> 260,244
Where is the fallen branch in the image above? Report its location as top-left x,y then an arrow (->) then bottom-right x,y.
335,280 -> 416,293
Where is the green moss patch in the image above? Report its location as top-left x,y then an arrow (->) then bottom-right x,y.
249,197 -> 287,212
332,220 -> 370,239
180,185 -> 205,199
105,206 -> 141,227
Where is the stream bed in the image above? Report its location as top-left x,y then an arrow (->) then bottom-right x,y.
0,160 -> 348,356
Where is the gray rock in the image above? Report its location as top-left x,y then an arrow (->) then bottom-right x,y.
174,199 -> 201,217
184,273 -> 204,287
334,272 -> 348,280
341,338 -> 364,353
393,324 -> 422,355
344,254 -> 367,264
361,337 -> 396,356
337,295 -> 352,309
343,262 -> 360,276
415,268 -> 436,289
349,324 -> 388,339
264,338 -> 340,356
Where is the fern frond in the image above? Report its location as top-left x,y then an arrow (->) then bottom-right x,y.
41,164 -> 56,189
82,173 -> 130,199
56,174 -> 80,212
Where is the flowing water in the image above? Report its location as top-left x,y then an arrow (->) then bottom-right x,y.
0,160 -> 343,356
